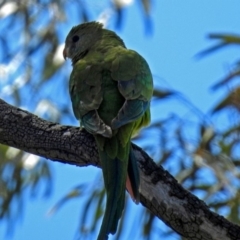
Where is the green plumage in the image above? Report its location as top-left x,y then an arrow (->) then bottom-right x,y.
63,22 -> 153,240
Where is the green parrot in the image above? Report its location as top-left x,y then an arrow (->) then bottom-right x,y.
63,21 -> 153,240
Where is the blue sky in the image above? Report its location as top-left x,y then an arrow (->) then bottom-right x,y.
1,1 -> 240,240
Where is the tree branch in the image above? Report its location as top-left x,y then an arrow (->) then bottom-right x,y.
0,98 -> 239,240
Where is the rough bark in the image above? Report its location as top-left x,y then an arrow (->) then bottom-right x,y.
0,98 -> 240,240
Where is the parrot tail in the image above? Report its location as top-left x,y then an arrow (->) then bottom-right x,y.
96,134 -> 140,240
97,150 -> 128,240
126,146 -> 140,203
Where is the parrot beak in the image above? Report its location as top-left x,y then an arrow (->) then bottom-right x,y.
63,46 -> 68,60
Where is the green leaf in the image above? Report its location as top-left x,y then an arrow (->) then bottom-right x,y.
48,184 -> 85,216
196,33 -> 240,58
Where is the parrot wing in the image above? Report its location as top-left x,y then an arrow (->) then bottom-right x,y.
69,59 -> 112,137
109,48 -> 153,130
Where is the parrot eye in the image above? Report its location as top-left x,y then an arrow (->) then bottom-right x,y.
72,35 -> 79,42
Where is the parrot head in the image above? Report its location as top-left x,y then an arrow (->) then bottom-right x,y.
63,21 -> 103,63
